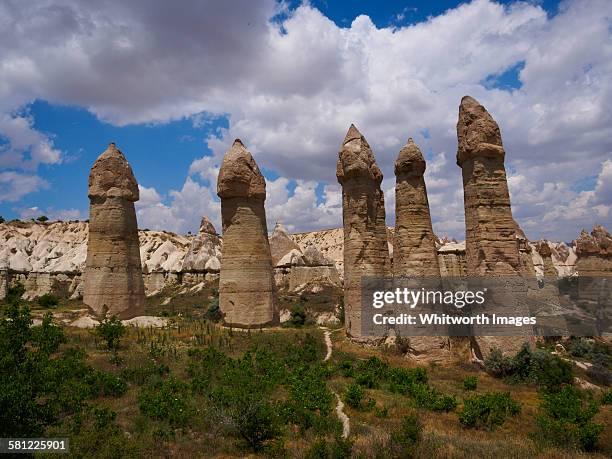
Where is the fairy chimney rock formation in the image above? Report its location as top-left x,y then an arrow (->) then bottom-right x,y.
575,225 -> 612,303
457,96 -> 521,275
217,139 -> 277,327
394,138 -> 440,278
456,97 -> 530,358
536,241 -> 557,278
181,216 -> 221,272
199,216 -> 217,235
337,124 -> 390,338
83,143 -> 145,319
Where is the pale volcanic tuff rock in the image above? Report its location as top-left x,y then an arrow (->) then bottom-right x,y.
575,225 -> 612,303
83,143 -> 146,319
269,222 -> 303,267
181,217 -> 221,272
457,96 -> 522,276
393,138 -> 440,278
456,96 -> 531,359
394,138 -> 450,361
535,241 -> 558,278
217,139 -> 277,328
337,124 -> 390,338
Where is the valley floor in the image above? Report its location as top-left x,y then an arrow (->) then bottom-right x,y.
2,291 -> 611,458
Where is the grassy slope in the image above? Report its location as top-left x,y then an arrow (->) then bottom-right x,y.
19,294 -> 612,458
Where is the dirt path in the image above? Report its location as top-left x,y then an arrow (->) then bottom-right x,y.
321,328 -> 350,438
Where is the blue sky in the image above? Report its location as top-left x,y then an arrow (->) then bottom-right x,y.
0,0 -> 610,241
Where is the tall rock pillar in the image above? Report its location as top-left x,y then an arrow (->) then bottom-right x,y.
394,138 -> 450,360
84,143 -> 145,319
217,139 -> 277,327
456,96 -> 529,358
393,138 -> 440,277
457,96 -> 522,275
337,124 -> 390,339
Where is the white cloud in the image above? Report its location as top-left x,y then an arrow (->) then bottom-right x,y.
135,178 -> 221,234
0,0 -> 611,239
0,171 -> 48,202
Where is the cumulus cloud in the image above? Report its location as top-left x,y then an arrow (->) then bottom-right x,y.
0,172 -> 48,202
135,179 -> 221,234
0,0 -> 611,239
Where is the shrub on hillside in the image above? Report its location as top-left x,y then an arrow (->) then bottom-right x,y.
287,303 -> 307,327
459,392 -> 520,430
204,296 -> 222,322
387,367 -> 428,394
138,377 -> 193,426
354,356 -> 389,388
409,383 -> 457,412
38,293 -> 59,308
5,283 -> 25,304
388,414 -> 422,458
343,383 -> 364,409
535,385 -> 603,451
95,316 -> 126,351
463,376 -> 478,391
485,343 -> 573,391
0,303 -> 125,437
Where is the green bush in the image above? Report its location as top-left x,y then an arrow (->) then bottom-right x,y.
601,390 -> 612,405
305,436 -> 352,459
485,344 -> 573,392
288,303 -> 307,327
484,347 -> 515,378
530,348 -> 574,392
354,356 -> 389,389
95,316 -> 126,350
535,385 -> 603,451
409,383 -> 457,412
204,296 -> 222,322
343,383 -> 364,409
463,376 -> 478,391
388,367 -> 428,394
5,283 -> 25,304
121,360 -> 170,385
0,303 -> 125,437
459,392 -> 520,430
36,215 -> 49,222
208,351 -> 283,451
38,293 -> 59,308
138,377 -> 192,426
388,414 -> 422,458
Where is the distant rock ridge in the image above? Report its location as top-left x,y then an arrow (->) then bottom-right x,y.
0,219 -> 593,301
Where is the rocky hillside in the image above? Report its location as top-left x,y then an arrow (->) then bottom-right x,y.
0,219 -> 584,276
1,218 -> 601,301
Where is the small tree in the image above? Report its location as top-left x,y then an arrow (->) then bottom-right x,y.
38,293 -> 59,308
0,216 -> 5,223
36,215 -> 49,223
95,316 -> 126,351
